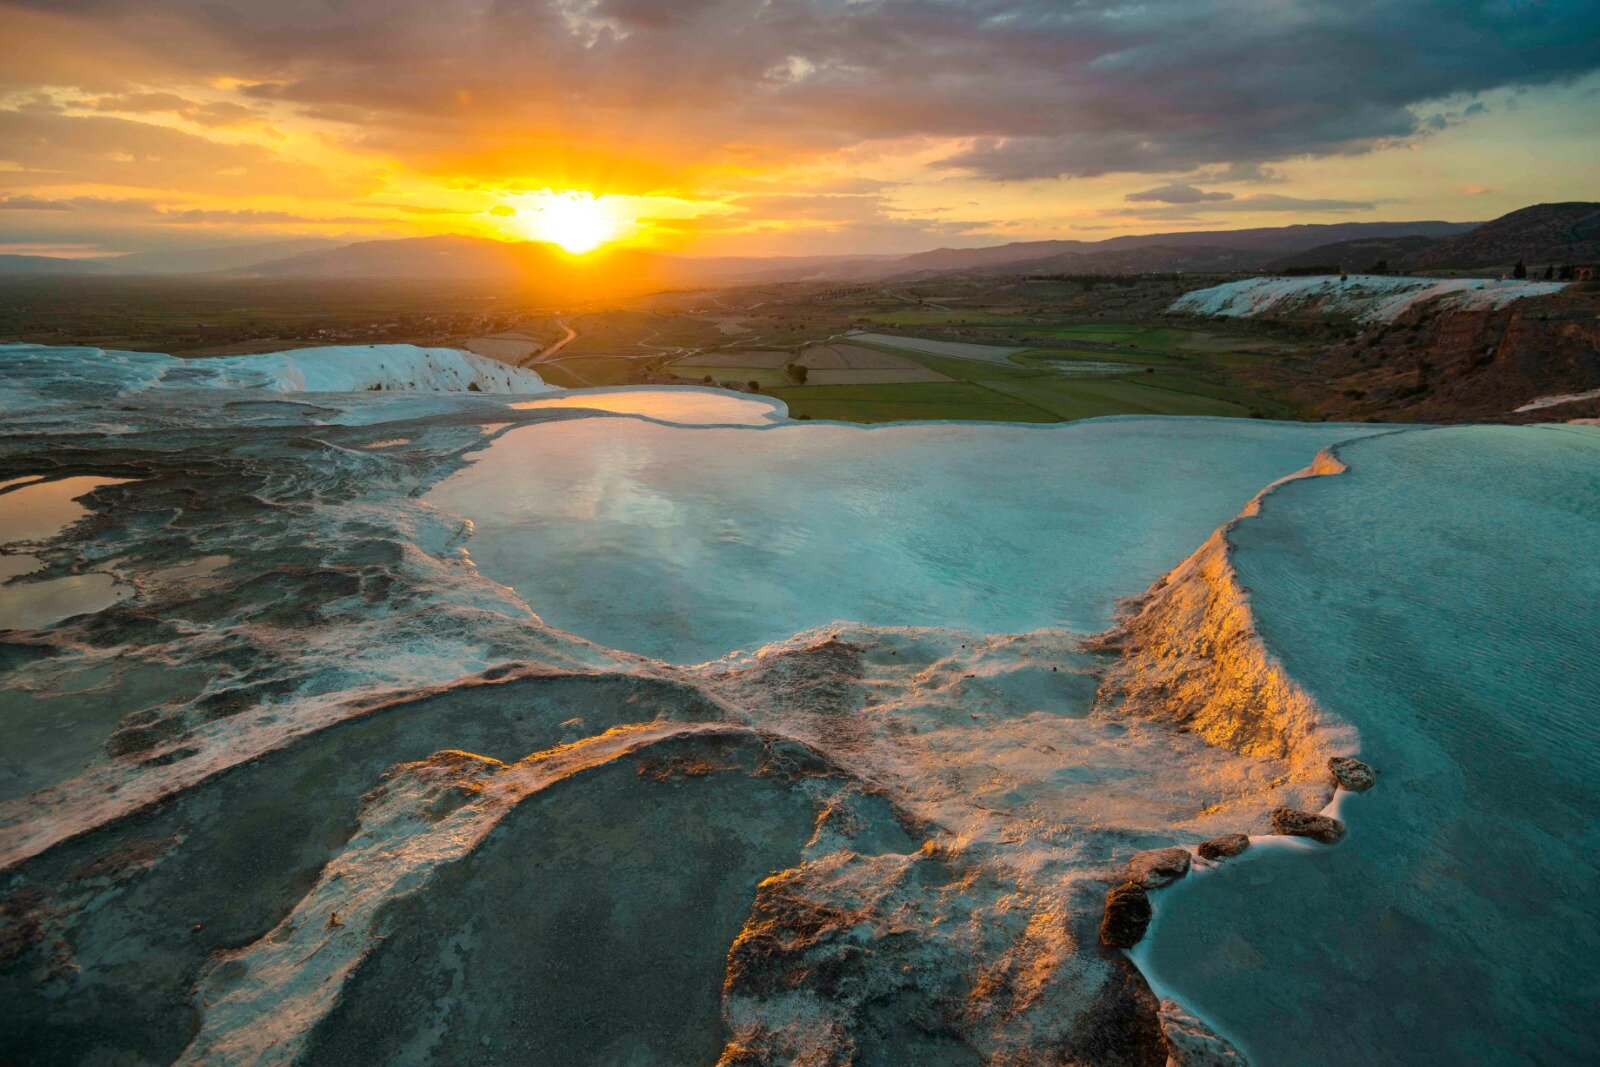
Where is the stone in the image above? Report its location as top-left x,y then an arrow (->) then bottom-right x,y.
1329,755 -> 1377,791
1271,806 -> 1346,844
1158,998 -> 1247,1066
1127,846 -> 1192,888
1100,882 -> 1152,949
1196,833 -> 1250,861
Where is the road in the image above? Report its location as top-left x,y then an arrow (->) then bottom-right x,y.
522,321 -> 577,366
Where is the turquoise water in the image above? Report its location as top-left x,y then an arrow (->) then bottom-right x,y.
427,416 -> 1355,661
1139,424 -> 1600,1063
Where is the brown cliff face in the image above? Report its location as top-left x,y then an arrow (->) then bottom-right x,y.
1298,284 -> 1600,422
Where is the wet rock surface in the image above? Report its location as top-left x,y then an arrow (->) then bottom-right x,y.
1157,998 -> 1247,1066
1271,806 -> 1346,844
1329,755 -> 1376,791
1196,833 -> 1251,861
1128,846 -> 1192,888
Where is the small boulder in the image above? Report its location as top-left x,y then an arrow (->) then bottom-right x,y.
1127,846 -> 1191,888
1196,833 -> 1250,861
1100,881 -> 1152,948
1329,755 -> 1377,791
1271,806 -> 1346,844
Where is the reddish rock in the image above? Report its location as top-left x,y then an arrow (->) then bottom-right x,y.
1196,833 -> 1251,861
1127,847 -> 1191,889
1271,807 -> 1346,844
1329,755 -> 1377,791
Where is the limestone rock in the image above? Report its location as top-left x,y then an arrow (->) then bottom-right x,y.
1128,846 -> 1192,889
1100,882 -> 1152,949
1196,833 -> 1250,861
1329,755 -> 1377,791
1158,998 -> 1247,1066
1271,806 -> 1346,844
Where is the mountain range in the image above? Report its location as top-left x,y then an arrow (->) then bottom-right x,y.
2,204 -> 1595,288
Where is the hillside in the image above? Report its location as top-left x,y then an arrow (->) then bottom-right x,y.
888,220 -> 1476,278
964,244 -> 1270,277
0,255 -> 106,274
232,234 -> 671,296
108,239 -> 343,275
1399,202 -> 1600,270
1266,234 -> 1442,272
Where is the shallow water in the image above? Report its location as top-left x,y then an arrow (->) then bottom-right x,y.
512,385 -> 787,425
1138,424 -> 1600,1064
427,416 -> 1354,661
0,476 -> 132,630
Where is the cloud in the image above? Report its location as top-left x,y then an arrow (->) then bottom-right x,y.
0,108 -> 352,197
2,0 -> 1594,185
1125,183 -> 1233,204
90,92 -> 265,127
0,0 -> 1595,252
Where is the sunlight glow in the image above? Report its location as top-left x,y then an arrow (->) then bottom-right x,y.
511,190 -> 624,254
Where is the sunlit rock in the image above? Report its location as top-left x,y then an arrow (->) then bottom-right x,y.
1270,807 -> 1346,844
1128,847 -> 1192,889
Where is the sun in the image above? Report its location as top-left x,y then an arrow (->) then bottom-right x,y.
514,190 -> 623,254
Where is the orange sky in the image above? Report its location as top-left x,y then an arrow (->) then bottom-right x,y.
1,1 -> 1597,258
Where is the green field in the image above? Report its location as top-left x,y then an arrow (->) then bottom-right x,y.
671,365 -> 794,389
865,309 -> 1035,326
770,334 -> 1280,423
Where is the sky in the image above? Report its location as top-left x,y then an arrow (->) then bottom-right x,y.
1,0 -> 1597,258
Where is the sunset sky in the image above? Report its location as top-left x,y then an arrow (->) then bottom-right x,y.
2,0 -> 1598,258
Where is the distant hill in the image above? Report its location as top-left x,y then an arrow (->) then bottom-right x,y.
1267,235 -> 1443,272
0,255 -> 108,274
959,244 -> 1275,277
232,234 -> 570,281
0,240 -> 342,276
883,221 -> 1477,279
107,239 -> 343,275
1399,202 -> 1600,270
889,240 -> 1100,274
230,233 -> 681,298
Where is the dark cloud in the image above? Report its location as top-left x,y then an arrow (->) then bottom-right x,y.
1126,183 -> 1233,204
4,0 -> 1595,181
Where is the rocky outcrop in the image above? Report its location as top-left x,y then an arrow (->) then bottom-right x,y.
1090,452 -> 1359,792
1101,883 -> 1153,949
1157,999 -> 1248,1066
1128,847 -> 1191,889
1271,807 -> 1346,844
1296,283 -> 1600,423
1196,833 -> 1250,861
1329,755 -> 1376,791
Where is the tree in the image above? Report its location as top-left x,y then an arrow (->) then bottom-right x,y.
1544,264 -> 1555,280
785,362 -> 808,384
1512,258 -> 1527,279
747,380 -> 761,393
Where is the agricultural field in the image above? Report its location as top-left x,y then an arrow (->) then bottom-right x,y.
669,343 -> 951,389
767,331 -> 1289,424
838,331 -> 1024,364
0,272 -> 1318,421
